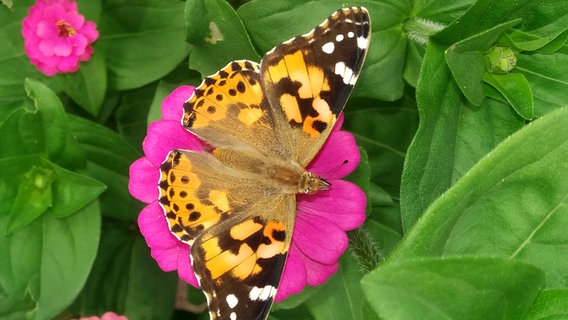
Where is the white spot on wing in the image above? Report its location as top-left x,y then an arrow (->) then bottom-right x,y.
357,36 -> 369,50
347,31 -> 355,38
322,42 -> 335,54
230,312 -> 237,320
226,294 -> 239,309
334,62 -> 355,85
336,34 -> 344,42
249,285 -> 277,301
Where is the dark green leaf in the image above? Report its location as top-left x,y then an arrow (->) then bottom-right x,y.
435,0 -> 568,43
68,115 -> 140,220
186,0 -> 259,76
23,78 -> 87,169
305,255 -> 364,320
55,51 -> 107,116
99,0 -> 188,90
73,227 -> 177,319
362,258 -> 544,320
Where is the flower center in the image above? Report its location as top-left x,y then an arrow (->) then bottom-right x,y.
56,20 -> 76,37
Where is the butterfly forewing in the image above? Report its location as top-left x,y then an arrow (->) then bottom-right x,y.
260,7 -> 370,166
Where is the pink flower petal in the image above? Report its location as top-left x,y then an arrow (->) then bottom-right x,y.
53,38 -> 73,56
142,120 -> 203,167
128,157 -> 159,203
297,180 -> 366,231
292,213 -> 348,265
161,86 -> 195,121
137,202 -> 199,288
303,255 -> 338,286
308,130 -> 360,179
275,249 -> 306,301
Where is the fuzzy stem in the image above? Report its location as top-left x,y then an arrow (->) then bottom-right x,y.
403,17 -> 446,46
348,227 -> 383,274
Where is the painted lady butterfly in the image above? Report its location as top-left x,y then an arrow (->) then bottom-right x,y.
159,7 -> 370,320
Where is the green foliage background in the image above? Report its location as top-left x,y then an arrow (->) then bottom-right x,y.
1,0 -> 567,319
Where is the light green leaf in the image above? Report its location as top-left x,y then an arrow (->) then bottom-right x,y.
483,72 -> 534,119
393,107 -> 568,289
6,165 -> 55,234
525,290 -> 568,319
362,258 -> 544,320
0,201 -> 100,320
400,42 -> 524,230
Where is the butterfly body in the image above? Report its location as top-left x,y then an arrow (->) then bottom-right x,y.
159,7 -> 370,320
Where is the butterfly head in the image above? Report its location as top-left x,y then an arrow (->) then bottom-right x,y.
300,171 -> 330,195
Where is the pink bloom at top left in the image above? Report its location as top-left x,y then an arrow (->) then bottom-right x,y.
22,0 -> 99,76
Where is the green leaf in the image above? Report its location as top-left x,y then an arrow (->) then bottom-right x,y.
362,258 -> 544,320
6,165 -> 55,234
99,0 -> 188,90
0,201 -> 101,320
72,227 -> 177,319
516,52 -> 568,116
48,164 -> 106,218
55,51 -> 107,116
400,42 -> 524,230
305,255 -> 364,320
435,0 -> 568,43
483,72 -> 534,119
345,96 -> 418,197
68,115 -> 141,221
444,19 -> 520,105
525,290 -> 568,319
393,107 -> 568,288
23,78 -> 87,169
186,0 -> 260,77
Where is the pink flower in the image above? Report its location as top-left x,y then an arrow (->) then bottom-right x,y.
21,0 -> 99,76
79,311 -> 127,320
128,86 -> 366,301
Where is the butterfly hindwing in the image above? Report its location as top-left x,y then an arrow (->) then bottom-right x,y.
261,7 -> 370,166
191,196 -> 295,320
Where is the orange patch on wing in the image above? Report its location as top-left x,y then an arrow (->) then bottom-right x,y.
257,221 -> 286,259
205,243 -> 254,280
238,108 -> 264,126
230,219 -> 263,241
280,93 -> 302,124
209,190 -> 230,212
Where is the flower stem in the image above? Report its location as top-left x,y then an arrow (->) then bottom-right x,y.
403,17 -> 446,46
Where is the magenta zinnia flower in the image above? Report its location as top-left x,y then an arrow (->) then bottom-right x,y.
79,311 -> 128,320
129,86 -> 366,301
22,0 -> 99,76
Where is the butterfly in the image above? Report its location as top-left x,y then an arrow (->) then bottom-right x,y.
158,7 -> 370,320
